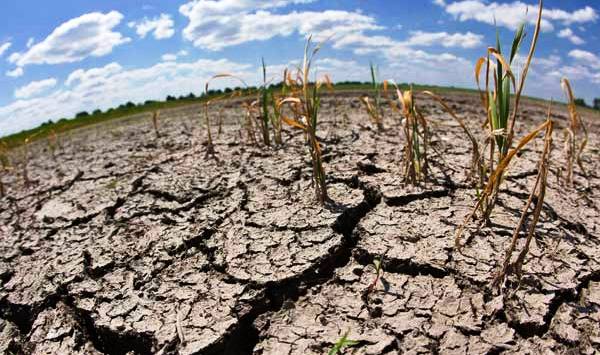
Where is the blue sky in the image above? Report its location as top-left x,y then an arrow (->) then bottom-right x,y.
1,0 -> 599,136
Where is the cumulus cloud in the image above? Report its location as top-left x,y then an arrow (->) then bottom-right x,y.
557,28 -> 585,45
0,42 -> 11,56
161,50 -> 189,62
128,14 -> 175,40
8,11 -> 130,67
179,0 -> 379,50
439,1 -> 598,31
5,67 -> 24,78
14,78 -> 57,99
569,49 -> 600,69
0,58 -> 253,136
404,31 -> 482,48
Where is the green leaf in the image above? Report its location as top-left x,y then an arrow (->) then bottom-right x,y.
328,330 -> 359,355
509,22 -> 526,64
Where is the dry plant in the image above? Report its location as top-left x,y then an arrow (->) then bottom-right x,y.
258,58 -> 272,146
450,0 -> 556,289
469,0 -> 543,221
560,78 -> 588,185
151,111 -> 161,139
388,82 -> 430,184
492,114 -> 553,288
278,37 -> 329,203
360,63 -> 384,131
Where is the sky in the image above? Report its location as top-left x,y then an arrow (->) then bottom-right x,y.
0,0 -> 599,136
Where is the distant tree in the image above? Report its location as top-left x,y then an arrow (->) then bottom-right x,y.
186,92 -> 196,99
57,118 -> 68,123
224,88 -> 233,94
40,119 -> 54,127
574,98 -> 588,107
125,101 -> 136,108
75,111 -> 89,118
593,98 -> 600,111
166,95 -> 176,101
92,109 -> 102,115
106,108 -> 115,114
144,100 -> 157,105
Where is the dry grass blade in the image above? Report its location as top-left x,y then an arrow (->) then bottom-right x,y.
560,77 -> 589,185
492,110 -> 553,289
422,91 -> 483,186
455,119 -> 553,249
152,111 -> 161,139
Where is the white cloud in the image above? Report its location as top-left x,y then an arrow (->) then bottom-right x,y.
8,11 -> 130,67
568,49 -> 600,69
441,1 -> 598,31
0,42 -> 11,56
0,58 -> 254,136
128,14 -> 175,39
161,53 -> 177,61
14,78 -> 57,99
26,37 -> 35,48
557,28 -> 585,45
6,67 -> 24,78
65,62 -> 123,86
179,0 -> 378,50
161,50 -> 189,62
404,31 -> 482,48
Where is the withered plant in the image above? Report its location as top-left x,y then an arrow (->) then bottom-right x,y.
152,110 -> 161,139
278,37 -> 329,203
560,78 -> 588,185
388,82 -> 430,184
360,63 -> 385,131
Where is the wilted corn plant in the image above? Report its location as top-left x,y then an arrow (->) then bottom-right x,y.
388,82 -> 429,184
454,0 -> 554,288
269,70 -> 289,145
492,110 -> 554,288
151,111 -> 161,139
278,37 -> 328,203
360,63 -> 385,131
559,78 -> 588,185
470,0 -> 543,222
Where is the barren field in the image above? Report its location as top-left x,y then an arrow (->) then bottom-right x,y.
1,91 -> 599,354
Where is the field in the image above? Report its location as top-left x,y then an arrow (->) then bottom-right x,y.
0,88 -> 599,354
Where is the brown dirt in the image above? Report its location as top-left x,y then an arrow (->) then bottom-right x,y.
1,92 -> 599,354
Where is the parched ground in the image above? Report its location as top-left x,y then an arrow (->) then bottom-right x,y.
1,91 -> 599,354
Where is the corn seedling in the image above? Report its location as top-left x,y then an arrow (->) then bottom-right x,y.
328,329 -> 359,355
21,137 -> 32,187
360,63 -> 384,131
364,256 -> 384,300
152,111 -> 161,139
279,37 -> 329,203
471,0 -> 543,221
560,78 -> 588,185
388,82 -> 429,184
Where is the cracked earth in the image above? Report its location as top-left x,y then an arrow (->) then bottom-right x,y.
1,92 -> 599,354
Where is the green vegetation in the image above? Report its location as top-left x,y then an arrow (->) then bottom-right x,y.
328,330 -> 359,355
360,63 -> 385,131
